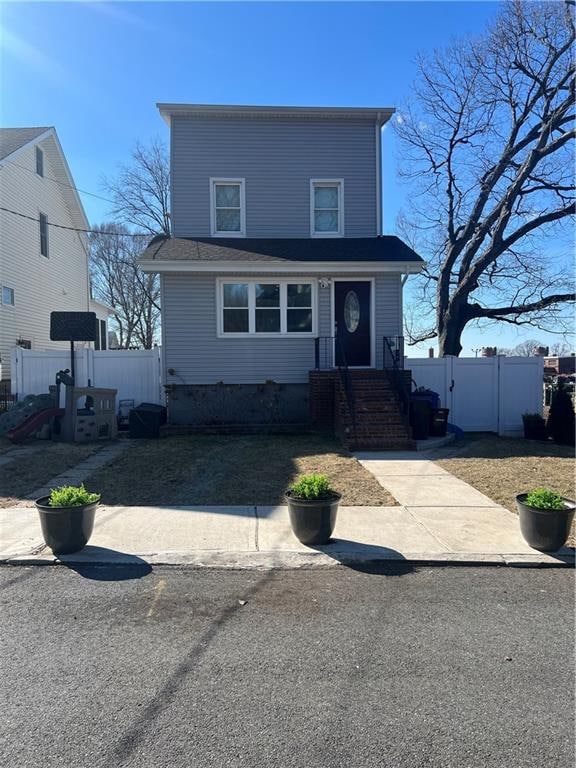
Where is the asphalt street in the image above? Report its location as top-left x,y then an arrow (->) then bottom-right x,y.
1,564 -> 574,768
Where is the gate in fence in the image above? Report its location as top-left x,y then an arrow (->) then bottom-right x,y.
407,355 -> 543,436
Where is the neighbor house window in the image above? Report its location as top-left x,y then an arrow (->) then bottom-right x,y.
210,178 -> 246,236
94,319 -> 108,351
35,146 -> 44,177
39,213 -> 49,257
219,280 -> 315,336
2,286 -> 15,306
310,179 -> 343,237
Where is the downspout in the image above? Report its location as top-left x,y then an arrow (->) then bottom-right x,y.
375,117 -> 382,236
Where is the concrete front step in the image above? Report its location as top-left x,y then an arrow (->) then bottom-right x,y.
347,438 -> 416,451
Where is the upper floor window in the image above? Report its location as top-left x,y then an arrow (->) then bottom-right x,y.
1,286 -> 15,306
218,280 -> 315,336
310,179 -> 344,237
210,178 -> 246,237
39,213 -> 49,257
35,146 -> 44,177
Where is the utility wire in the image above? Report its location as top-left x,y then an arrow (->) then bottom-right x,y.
1,157 -> 115,204
0,205 -> 154,238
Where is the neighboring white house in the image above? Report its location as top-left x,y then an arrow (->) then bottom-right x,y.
0,127 -> 106,380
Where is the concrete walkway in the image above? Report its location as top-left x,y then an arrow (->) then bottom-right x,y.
28,440 -> 132,500
0,447 -> 572,569
0,503 -> 572,569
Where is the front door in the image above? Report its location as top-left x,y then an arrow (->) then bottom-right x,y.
334,280 -> 372,367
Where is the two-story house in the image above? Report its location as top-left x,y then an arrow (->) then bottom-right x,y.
139,104 -> 424,448
0,127 -> 109,380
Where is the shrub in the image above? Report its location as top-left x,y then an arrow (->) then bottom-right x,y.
546,382 -> 575,446
290,473 -> 336,500
49,484 -> 100,507
524,488 -> 565,510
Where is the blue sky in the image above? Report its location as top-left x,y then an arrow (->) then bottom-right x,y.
1,1 -> 572,355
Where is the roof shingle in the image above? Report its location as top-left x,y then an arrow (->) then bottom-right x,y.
0,127 -> 52,161
140,236 -> 424,265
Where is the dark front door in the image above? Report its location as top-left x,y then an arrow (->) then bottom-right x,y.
334,280 -> 371,366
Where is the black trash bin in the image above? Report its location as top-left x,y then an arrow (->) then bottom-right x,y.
430,408 -> 449,437
410,399 -> 431,440
129,403 -> 167,439
137,402 -> 167,425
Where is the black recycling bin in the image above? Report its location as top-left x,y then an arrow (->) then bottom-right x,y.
430,408 -> 449,437
411,390 -> 440,411
129,403 -> 166,439
410,399 -> 431,440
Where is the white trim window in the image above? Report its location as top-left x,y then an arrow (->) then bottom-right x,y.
1,286 -> 15,306
35,146 -> 44,177
210,178 -> 246,237
39,212 -> 49,257
218,279 -> 316,336
310,179 -> 344,237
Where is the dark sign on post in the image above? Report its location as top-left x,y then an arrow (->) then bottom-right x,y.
50,312 -> 97,385
50,312 -> 97,342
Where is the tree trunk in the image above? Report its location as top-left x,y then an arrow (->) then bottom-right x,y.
437,301 -> 470,356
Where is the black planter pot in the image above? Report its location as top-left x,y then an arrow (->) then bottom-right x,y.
35,497 -> 99,555
285,492 -> 341,545
516,494 -> 575,551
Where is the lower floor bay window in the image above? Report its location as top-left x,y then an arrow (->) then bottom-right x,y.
219,280 -> 315,336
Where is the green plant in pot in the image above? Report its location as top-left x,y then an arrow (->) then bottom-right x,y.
285,473 -> 341,545
35,484 -> 100,556
516,487 -> 575,551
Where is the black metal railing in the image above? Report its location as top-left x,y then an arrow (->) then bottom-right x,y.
314,336 -> 356,438
314,336 -> 336,370
383,336 -> 409,415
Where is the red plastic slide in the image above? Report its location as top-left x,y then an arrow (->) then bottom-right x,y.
6,408 -> 65,444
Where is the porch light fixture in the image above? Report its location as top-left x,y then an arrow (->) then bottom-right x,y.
319,278 -> 331,289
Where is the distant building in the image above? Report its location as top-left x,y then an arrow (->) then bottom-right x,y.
544,355 -> 576,375
0,127 -> 107,379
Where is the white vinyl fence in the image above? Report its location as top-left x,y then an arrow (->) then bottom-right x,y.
11,347 -> 163,407
407,356 -> 543,436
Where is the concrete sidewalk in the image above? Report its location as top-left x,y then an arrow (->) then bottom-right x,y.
0,501 -> 572,569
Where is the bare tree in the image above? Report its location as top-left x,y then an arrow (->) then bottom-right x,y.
396,0 -> 575,356
89,223 -> 160,349
103,138 -> 171,236
501,339 -> 547,356
550,340 -> 574,356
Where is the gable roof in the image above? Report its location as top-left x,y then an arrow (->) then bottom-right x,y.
139,237 -> 424,274
0,126 -> 89,232
0,127 -> 52,161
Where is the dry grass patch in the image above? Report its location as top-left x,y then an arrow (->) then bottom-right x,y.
86,434 -> 397,506
0,442 -> 102,507
436,436 -> 575,546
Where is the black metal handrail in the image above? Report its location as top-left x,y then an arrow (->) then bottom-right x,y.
314,336 -> 356,439
383,336 -> 409,415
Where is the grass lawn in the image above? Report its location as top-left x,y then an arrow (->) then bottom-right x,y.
85,434 -> 397,507
435,436 -> 576,546
0,442 -> 102,507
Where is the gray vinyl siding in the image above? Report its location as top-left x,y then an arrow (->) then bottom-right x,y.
171,116 -> 377,238
162,272 -> 401,384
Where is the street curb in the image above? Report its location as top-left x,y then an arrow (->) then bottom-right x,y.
1,549 -> 573,570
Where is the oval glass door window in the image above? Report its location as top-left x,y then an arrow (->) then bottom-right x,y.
344,291 -> 360,333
